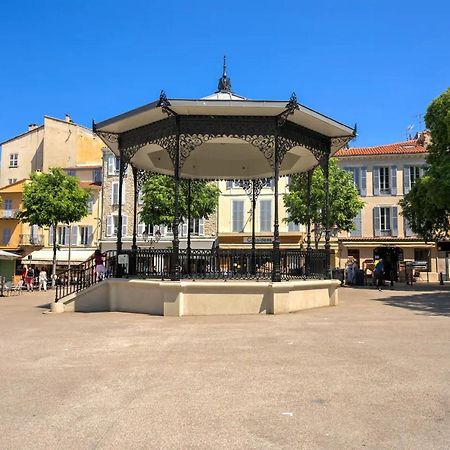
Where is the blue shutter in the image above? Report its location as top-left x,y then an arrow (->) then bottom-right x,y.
360,167 -> 367,196
373,167 -> 380,196
49,226 -> 54,246
403,166 -> 410,195
373,207 -> 381,237
354,168 -> 360,193
391,207 -> 398,237
71,225 -> 78,246
391,166 -> 397,195
404,219 -> 413,237
226,180 -> 232,190
351,212 -> 362,237
87,225 -> 94,245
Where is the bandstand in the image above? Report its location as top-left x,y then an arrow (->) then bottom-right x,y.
55,61 -> 355,316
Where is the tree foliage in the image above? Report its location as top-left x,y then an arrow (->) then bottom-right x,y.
400,88 -> 450,241
140,175 -> 220,226
283,159 -> 364,247
20,168 -> 90,284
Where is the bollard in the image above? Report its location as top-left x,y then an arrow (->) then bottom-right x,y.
439,272 -> 444,285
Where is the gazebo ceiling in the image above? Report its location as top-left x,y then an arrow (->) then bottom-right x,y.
94,68 -> 355,180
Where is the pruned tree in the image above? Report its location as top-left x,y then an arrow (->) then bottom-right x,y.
20,168 -> 90,286
283,159 -> 364,248
139,175 -> 220,227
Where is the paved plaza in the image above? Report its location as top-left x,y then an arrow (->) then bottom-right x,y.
0,284 -> 449,449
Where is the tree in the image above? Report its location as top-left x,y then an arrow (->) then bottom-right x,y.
20,168 -> 90,286
139,175 -> 220,227
400,88 -> 450,241
283,159 -> 364,248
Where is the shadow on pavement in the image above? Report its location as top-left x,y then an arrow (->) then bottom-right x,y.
375,291 -> 450,317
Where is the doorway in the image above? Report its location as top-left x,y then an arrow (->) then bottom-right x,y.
374,247 -> 402,282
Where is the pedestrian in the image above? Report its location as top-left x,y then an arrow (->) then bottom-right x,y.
374,258 -> 384,291
25,266 -> 35,292
94,249 -> 106,281
39,267 -> 48,291
345,257 -> 356,285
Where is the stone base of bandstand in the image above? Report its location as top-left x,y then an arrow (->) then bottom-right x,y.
60,278 -> 340,316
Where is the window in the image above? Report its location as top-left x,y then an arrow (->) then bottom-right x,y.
107,155 -> 120,175
66,169 -> 76,177
373,206 -> 398,237
373,166 -> 397,196
8,178 -> 17,185
9,154 -> 18,168
409,166 -> 420,186
79,226 -> 93,245
344,167 -> 367,196
380,207 -> 391,232
138,189 -> 144,205
350,212 -> 362,237
232,200 -> 245,232
288,221 -> 300,232
92,169 -> 102,183
111,182 -> 125,205
2,228 -> 12,245
106,215 -> 127,237
3,199 -> 14,218
57,226 -> 68,245
379,167 -> 390,194
4,199 -> 12,210
403,166 -> 425,194
181,218 -> 205,236
87,194 -> 94,214
259,199 -> 272,232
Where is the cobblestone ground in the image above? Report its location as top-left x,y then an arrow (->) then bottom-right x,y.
0,284 -> 449,450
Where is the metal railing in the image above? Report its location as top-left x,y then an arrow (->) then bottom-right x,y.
1,209 -> 20,219
19,234 -> 45,246
55,250 -> 117,302
55,248 -> 329,302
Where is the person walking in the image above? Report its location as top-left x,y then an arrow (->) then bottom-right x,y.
374,258 -> 384,291
25,266 -> 35,292
94,249 -> 106,281
38,267 -> 48,291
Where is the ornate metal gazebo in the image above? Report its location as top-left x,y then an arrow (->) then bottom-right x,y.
93,61 -> 355,282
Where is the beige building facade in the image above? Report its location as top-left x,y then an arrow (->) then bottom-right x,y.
335,134 -> 443,281
100,150 -> 218,252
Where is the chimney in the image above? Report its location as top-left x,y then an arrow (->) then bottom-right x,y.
65,114 -> 72,123
28,123 -> 38,131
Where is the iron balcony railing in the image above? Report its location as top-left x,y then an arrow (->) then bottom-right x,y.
1,209 -> 20,219
19,234 -> 45,246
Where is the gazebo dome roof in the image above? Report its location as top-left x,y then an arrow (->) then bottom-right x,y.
94,64 -> 355,180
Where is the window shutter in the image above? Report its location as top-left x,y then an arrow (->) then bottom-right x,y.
31,224 -> 38,239
111,183 -> 118,205
373,207 -> 381,237
373,167 -> 380,196
226,180 -> 232,190
108,155 -> 115,175
390,166 -> 397,195
106,216 -> 113,237
354,168 -> 360,192
122,184 -> 126,205
122,216 -> 128,236
137,222 -> 145,236
404,219 -> 413,237
360,167 -> 367,196
199,218 -> 205,236
391,207 -> 398,237
71,225 -> 78,246
403,166 -> 410,194
182,222 -> 188,237
351,212 -> 362,237
64,226 -> 70,245
87,225 -> 94,245
49,226 -> 54,245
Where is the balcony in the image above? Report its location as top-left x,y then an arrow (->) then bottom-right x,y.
0,209 -> 20,219
19,234 -> 45,246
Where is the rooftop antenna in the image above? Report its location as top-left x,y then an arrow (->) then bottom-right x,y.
406,124 -> 414,140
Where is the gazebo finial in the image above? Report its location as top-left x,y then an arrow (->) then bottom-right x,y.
217,55 -> 232,93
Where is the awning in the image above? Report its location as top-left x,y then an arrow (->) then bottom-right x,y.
0,250 -> 21,260
22,249 -> 95,265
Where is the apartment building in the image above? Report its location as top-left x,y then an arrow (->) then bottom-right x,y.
100,150 -> 217,251
216,178 -> 303,249
0,116 -> 104,274
334,133 -> 443,281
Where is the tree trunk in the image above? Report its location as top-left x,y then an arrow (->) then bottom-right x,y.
52,222 -> 57,288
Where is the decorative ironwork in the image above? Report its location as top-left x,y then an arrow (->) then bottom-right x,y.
239,178 -> 272,201
136,169 -> 153,191
277,92 -> 300,126
331,136 -> 353,151
217,55 -> 232,93
157,90 -> 175,117
95,130 -> 119,145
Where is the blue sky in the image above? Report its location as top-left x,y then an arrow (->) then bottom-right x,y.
0,0 -> 448,147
